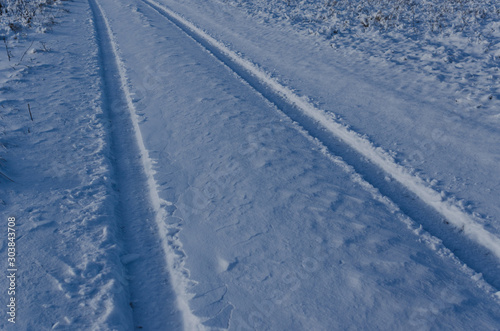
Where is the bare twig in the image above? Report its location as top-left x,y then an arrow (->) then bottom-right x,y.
40,41 -> 50,52
3,37 -> 12,61
0,157 -> 13,182
28,104 -> 33,121
0,172 -> 14,182
19,40 -> 35,63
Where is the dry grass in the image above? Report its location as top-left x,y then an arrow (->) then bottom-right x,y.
224,0 -> 500,40
0,0 -> 62,32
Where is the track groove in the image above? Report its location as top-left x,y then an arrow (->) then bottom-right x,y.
88,0 -> 205,329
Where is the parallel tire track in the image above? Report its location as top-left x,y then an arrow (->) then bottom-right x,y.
88,0 -> 205,329
140,0 -> 500,290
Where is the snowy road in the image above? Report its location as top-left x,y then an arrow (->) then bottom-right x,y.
1,0 -> 499,329
90,0 -> 500,329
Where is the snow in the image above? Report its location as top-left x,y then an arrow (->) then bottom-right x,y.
143,0 -> 500,274
154,0 -> 500,286
0,0 -> 499,329
214,0 -> 500,118
88,0 -> 203,327
0,1 -> 131,329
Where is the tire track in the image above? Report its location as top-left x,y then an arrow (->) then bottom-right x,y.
88,0 -> 205,329
140,0 -> 500,290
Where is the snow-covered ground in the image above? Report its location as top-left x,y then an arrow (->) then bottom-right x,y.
0,0 -> 499,329
0,1 -> 135,329
216,0 -> 500,118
